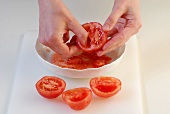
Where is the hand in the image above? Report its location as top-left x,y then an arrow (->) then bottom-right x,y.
38,0 -> 87,57
97,0 -> 142,56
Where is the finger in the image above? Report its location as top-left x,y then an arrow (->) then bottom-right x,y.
98,24 -> 137,56
104,27 -> 133,50
97,34 -> 122,56
104,18 -> 140,50
114,18 -> 127,32
103,3 -> 126,31
69,45 -> 83,56
68,20 -> 88,46
97,41 -> 122,56
107,18 -> 127,39
38,25 -> 49,47
44,33 -> 72,57
97,38 -> 124,56
107,28 -> 118,37
38,36 -> 50,48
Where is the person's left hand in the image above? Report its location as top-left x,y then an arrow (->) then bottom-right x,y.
97,0 -> 142,56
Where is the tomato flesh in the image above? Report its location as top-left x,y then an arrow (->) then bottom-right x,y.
76,22 -> 107,52
67,56 -> 82,65
92,59 -> 106,68
51,52 -> 112,70
35,76 -> 66,99
66,35 -> 77,47
90,76 -> 121,98
62,87 -> 92,110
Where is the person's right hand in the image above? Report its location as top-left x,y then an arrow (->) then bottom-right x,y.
38,0 -> 88,57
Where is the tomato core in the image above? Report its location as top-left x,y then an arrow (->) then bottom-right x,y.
40,79 -> 62,91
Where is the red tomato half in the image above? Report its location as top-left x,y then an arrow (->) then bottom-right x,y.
35,76 -> 66,99
62,87 -> 92,110
76,22 -> 107,52
90,76 -> 121,98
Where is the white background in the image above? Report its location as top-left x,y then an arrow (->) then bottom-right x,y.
0,0 -> 170,114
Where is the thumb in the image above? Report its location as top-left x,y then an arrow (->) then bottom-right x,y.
103,5 -> 126,31
68,20 -> 88,46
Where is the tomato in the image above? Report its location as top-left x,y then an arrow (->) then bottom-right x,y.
51,51 -> 112,70
90,76 -> 121,98
66,35 -> 77,47
35,76 -> 66,99
67,56 -> 82,65
76,22 -> 107,52
99,55 -> 112,63
62,87 -> 92,110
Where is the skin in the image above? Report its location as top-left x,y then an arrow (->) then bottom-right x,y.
97,0 -> 142,56
38,0 -> 142,57
38,0 -> 87,57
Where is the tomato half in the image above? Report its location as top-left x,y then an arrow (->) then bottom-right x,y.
35,76 -> 66,99
76,22 -> 107,52
90,76 -> 121,98
62,87 -> 92,110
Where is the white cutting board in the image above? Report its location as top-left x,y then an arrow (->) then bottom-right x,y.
6,31 -> 143,114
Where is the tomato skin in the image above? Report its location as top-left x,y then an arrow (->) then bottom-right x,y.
90,76 -> 121,98
35,76 -> 66,99
62,87 -> 92,110
76,22 -> 107,52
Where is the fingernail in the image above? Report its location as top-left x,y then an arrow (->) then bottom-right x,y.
103,24 -> 110,31
81,40 -> 86,46
103,44 -> 107,50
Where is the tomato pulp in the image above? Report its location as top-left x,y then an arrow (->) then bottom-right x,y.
76,22 -> 107,52
35,76 -> 66,99
90,76 -> 121,98
62,87 -> 92,110
51,52 -> 112,70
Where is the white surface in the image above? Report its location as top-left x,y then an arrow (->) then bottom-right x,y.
0,1 -> 39,114
138,0 -> 170,113
6,31 -> 143,114
1,0 -> 170,114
